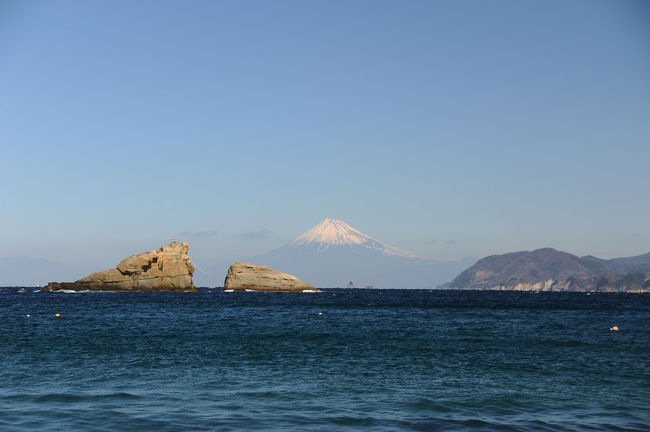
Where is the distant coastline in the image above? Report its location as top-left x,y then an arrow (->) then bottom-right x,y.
446,248 -> 650,293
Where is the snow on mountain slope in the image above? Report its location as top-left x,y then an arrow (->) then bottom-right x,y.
289,218 -> 420,258
249,218 -> 476,288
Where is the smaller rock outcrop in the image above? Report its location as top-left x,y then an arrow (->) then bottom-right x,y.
224,262 -> 318,292
44,242 -> 195,292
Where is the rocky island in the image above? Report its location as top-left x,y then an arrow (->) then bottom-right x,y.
448,248 -> 650,292
44,242 -> 195,292
224,262 -> 318,292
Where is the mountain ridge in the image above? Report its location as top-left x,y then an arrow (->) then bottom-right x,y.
449,247 -> 650,292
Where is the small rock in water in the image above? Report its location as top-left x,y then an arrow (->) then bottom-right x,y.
224,262 -> 317,292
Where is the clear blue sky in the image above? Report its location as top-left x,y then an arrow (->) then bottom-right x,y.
1,0 -> 649,276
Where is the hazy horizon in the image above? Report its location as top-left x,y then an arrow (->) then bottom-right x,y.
2,1 -> 649,284
2,216 -> 649,287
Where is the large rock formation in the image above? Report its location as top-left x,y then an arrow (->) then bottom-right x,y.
224,262 -> 318,292
449,248 -> 650,292
44,242 -> 195,292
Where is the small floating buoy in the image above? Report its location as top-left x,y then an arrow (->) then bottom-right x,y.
318,312 -> 323,316
54,313 -> 61,318
26,314 -> 30,318
610,326 -> 619,331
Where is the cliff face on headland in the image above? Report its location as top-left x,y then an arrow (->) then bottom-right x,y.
224,262 -> 318,292
452,272 -> 650,292
449,248 -> 650,292
44,242 -> 195,292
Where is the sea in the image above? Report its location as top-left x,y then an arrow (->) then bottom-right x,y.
1,287 -> 649,431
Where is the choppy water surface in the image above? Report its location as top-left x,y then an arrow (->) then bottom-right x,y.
1,288 -> 649,431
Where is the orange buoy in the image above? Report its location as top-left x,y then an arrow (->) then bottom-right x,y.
610,325 -> 619,331
54,313 -> 61,318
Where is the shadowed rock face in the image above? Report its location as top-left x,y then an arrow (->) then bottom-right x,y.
44,242 -> 195,292
224,262 -> 317,292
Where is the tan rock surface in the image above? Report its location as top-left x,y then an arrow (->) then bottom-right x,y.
44,242 -> 195,292
224,262 -> 318,292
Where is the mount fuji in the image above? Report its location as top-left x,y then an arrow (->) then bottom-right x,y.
252,219 -> 476,288
289,218 -> 420,258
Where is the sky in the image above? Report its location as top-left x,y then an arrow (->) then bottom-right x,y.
1,0 -> 649,280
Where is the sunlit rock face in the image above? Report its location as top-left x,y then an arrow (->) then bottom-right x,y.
223,262 -> 317,292
44,242 -> 195,292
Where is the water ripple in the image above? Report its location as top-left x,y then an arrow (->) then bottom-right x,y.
0,288 -> 648,431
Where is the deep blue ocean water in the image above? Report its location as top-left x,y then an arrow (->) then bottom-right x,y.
1,288 -> 648,431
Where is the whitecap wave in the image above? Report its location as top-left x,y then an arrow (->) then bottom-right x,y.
55,289 -> 94,294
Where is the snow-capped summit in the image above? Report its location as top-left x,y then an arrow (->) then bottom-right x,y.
249,218 -> 476,288
289,218 -> 419,258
